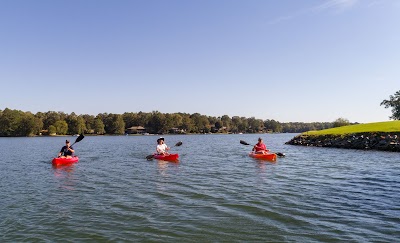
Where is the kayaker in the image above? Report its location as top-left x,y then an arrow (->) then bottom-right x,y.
58,140 -> 75,158
156,137 -> 170,155
252,138 -> 268,154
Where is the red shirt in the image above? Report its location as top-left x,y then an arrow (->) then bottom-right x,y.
254,142 -> 267,152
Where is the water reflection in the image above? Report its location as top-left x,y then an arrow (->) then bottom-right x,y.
157,160 -> 180,177
52,164 -> 76,190
256,161 -> 268,173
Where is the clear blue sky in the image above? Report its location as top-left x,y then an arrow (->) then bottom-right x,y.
1,0 -> 399,123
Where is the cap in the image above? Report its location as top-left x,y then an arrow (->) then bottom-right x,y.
157,137 -> 165,142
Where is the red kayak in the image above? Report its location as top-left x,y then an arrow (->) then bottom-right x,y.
153,153 -> 179,162
249,152 -> 277,162
52,156 -> 79,166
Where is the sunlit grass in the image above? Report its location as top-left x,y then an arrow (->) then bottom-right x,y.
304,121 -> 400,136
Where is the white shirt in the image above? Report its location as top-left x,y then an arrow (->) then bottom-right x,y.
157,144 -> 168,154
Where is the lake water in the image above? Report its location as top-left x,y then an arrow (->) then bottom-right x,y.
1,134 -> 399,242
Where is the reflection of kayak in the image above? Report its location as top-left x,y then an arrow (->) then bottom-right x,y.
153,153 -> 179,162
52,156 -> 79,166
249,152 -> 277,162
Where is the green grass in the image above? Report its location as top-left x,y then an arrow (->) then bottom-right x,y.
304,121 -> 400,136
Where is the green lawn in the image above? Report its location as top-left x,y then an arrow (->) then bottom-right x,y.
304,121 -> 400,136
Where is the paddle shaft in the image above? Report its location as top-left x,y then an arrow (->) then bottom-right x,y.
240,140 -> 285,157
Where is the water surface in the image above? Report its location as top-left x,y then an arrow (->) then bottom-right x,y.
1,134 -> 399,242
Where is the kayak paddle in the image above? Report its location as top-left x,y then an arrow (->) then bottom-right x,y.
71,134 -> 85,146
146,141 -> 183,160
240,140 -> 285,157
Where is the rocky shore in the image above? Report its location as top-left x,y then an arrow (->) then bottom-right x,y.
285,132 -> 400,152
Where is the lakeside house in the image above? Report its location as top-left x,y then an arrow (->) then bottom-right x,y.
125,126 -> 147,135
169,127 -> 186,134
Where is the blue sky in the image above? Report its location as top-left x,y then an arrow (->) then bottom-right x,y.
1,0 -> 399,123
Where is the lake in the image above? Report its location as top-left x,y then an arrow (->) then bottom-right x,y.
0,134 -> 399,242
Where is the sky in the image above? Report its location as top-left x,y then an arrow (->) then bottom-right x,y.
1,0 -> 399,123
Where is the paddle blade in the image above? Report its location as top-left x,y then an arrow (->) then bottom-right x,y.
240,140 -> 250,145
146,154 -> 154,160
276,152 -> 285,157
75,134 -> 85,143
175,141 -> 183,147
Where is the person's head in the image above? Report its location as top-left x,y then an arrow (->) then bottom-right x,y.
157,137 -> 165,144
66,140 -> 70,146
258,137 -> 263,143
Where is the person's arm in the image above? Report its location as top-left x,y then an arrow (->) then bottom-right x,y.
253,144 -> 260,151
68,146 -> 75,153
58,147 -> 64,157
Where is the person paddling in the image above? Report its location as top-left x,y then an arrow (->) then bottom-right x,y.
58,139 -> 75,158
156,137 -> 170,155
252,137 -> 268,154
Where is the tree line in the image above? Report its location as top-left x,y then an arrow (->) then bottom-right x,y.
0,108 -> 345,137
3,90 -> 398,136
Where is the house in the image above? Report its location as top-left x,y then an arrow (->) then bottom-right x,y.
169,127 -> 186,134
125,126 -> 147,134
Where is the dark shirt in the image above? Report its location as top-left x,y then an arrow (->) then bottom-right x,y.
60,146 -> 74,156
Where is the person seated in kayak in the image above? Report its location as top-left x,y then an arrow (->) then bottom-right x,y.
253,138 -> 268,154
58,139 -> 75,158
156,137 -> 170,155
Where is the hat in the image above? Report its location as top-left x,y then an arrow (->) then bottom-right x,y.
66,140 -> 70,143
157,137 -> 165,142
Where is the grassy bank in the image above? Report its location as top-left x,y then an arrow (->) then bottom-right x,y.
304,121 -> 400,136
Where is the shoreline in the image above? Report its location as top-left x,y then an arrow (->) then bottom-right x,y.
286,132 -> 400,152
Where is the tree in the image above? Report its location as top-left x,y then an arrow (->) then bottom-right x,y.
42,111 -> 66,129
0,108 -> 22,136
333,118 -> 350,128
66,113 -> 78,134
18,113 -> 39,136
76,116 -> 86,134
81,114 -> 95,132
231,116 -> 241,133
237,117 -> 248,133
102,114 -> 125,134
247,117 -> 263,133
264,119 -> 282,133
147,111 -> 166,134
381,90 -> 400,120
190,113 -> 210,133
48,125 -> 56,135
94,117 -> 105,134
181,114 -> 193,133
54,120 -> 68,135
221,115 -> 231,131
214,120 -> 222,130
123,112 -> 138,128
164,113 -> 175,132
